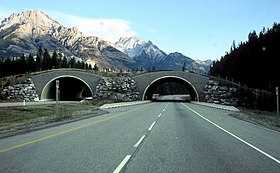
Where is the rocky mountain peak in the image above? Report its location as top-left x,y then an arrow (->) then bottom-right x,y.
0,10 -> 212,73
114,36 -> 145,52
0,10 -> 58,30
0,10 -> 134,71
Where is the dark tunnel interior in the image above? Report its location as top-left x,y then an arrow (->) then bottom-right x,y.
144,77 -> 197,101
42,77 -> 92,101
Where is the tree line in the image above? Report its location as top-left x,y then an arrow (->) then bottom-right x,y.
0,47 -> 97,78
209,23 -> 280,111
209,23 -> 280,92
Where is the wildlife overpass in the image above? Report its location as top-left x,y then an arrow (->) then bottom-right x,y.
31,70 -> 209,101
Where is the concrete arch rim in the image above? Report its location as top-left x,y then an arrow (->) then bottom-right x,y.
142,75 -> 200,101
41,75 -> 93,100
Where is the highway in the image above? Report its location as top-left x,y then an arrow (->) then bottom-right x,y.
0,102 -> 280,173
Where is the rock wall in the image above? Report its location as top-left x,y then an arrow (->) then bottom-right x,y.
203,80 -> 238,106
93,77 -> 140,101
1,78 -> 39,101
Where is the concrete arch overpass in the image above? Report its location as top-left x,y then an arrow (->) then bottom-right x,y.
32,70 -> 101,101
132,71 -> 209,101
31,70 -> 209,101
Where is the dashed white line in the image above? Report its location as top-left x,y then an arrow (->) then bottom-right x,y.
148,121 -> 156,131
134,135 -> 146,147
112,155 -> 131,173
162,109 -> 165,112
158,113 -> 162,118
181,103 -> 280,165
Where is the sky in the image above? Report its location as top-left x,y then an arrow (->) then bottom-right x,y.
0,0 -> 280,61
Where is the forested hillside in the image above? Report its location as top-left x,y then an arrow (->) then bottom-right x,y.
210,23 -> 280,92
0,47 -> 95,78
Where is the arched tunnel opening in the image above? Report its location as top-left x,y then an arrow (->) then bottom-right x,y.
143,77 -> 198,102
41,77 -> 93,101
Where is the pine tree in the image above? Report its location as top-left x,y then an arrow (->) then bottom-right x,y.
42,49 -> 51,70
68,57 -> 76,68
182,62 -> 186,71
93,64 -> 99,71
61,56 -> 68,68
26,53 -> 35,72
51,50 -> 58,69
36,46 -> 43,71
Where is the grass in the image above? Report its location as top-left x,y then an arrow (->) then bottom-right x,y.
0,101 -> 103,135
229,107 -> 280,132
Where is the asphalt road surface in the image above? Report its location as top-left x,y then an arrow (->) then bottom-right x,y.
0,102 -> 280,173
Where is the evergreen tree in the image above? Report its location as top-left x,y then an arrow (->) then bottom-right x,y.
182,62 -> 186,71
51,50 -> 58,69
81,61 -> 85,69
209,22 -> 280,100
68,57 -> 76,68
61,56 -> 68,68
26,53 -> 35,72
42,49 -> 51,70
93,64 -> 99,71
36,46 -> 43,71
18,54 -> 27,74
88,64 -> 92,70
76,61 -> 82,69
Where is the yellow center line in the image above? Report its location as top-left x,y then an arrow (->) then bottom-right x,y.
0,104 -> 152,153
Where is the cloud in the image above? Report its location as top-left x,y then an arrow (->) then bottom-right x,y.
50,12 -> 137,43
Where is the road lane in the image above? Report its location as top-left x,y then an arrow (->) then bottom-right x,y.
125,102 -> 280,173
0,101 -> 280,173
183,103 -> 280,161
0,102 -> 167,173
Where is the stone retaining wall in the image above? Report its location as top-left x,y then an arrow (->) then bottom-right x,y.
1,78 -> 39,101
93,77 -> 140,101
203,80 -> 238,106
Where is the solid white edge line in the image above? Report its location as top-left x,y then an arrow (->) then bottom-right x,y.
181,103 -> 280,165
134,135 -> 146,147
158,113 -> 162,118
148,121 -> 156,131
112,155 -> 131,173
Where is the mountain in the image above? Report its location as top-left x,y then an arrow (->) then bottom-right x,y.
0,10 -> 135,70
0,10 -> 212,73
114,37 -> 167,69
114,37 -> 212,73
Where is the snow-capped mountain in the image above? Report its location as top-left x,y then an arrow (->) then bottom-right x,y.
113,37 -> 212,72
0,10 -> 212,73
0,10 -> 135,70
193,59 -> 213,73
114,37 -> 167,62
114,37 -> 145,54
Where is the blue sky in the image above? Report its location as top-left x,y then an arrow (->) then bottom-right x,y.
1,0 -> 280,61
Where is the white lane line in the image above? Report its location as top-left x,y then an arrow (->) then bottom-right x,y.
181,103 -> 280,165
158,113 -> 162,118
112,155 -> 131,173
148,121 -> 156,131
134,135 -> 146,147
162,109 -> 165,112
